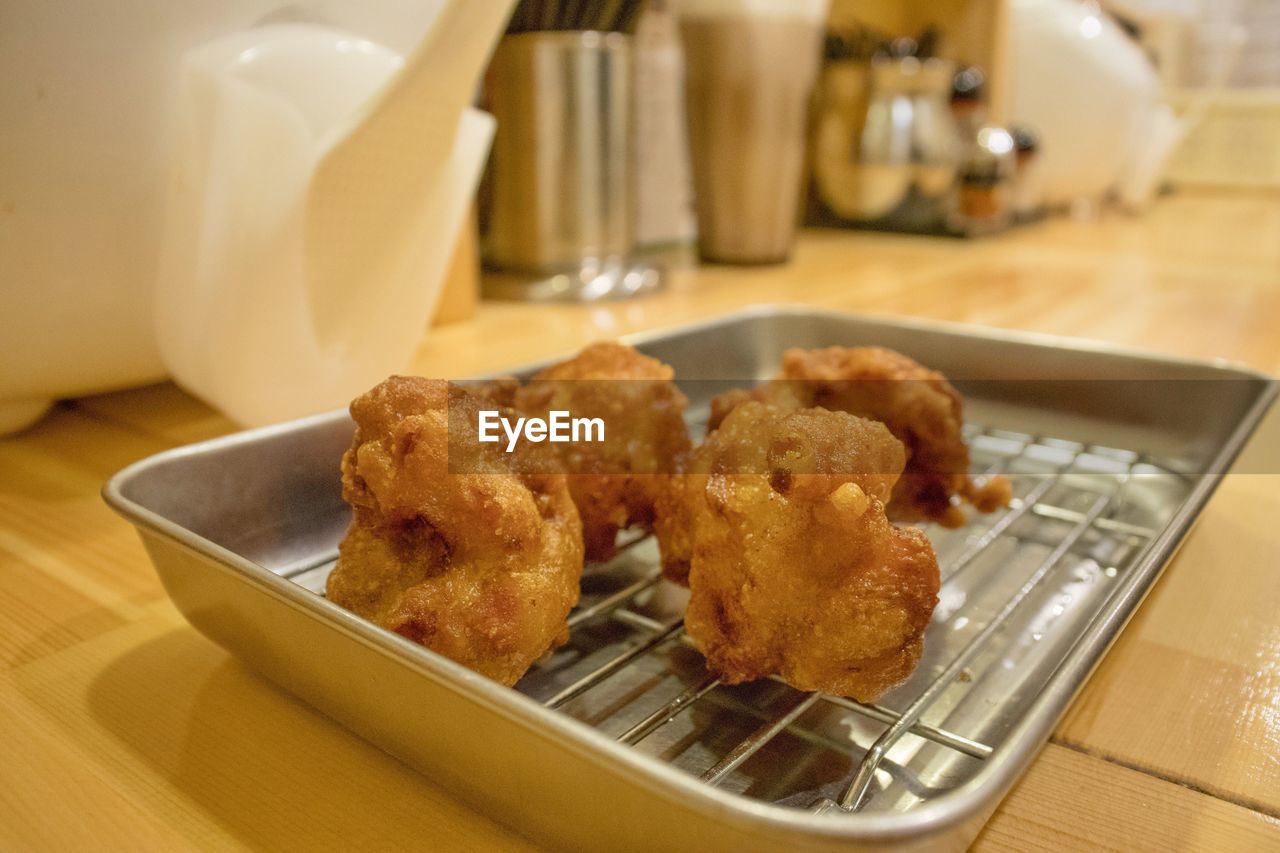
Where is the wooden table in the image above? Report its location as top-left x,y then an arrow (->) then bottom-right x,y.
3,190 -> 1279,850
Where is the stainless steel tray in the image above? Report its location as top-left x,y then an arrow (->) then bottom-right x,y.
104,306 -> 1276,852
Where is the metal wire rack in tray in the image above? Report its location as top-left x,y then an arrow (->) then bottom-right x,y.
287,407 -> 1190,817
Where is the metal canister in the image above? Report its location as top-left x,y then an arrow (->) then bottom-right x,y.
484,31 -> 634,275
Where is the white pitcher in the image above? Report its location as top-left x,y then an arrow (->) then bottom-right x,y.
0,1 -> 511,431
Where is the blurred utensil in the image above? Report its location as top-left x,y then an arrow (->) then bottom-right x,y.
811,54 -> 959,226
506,0 -> 644,34
484,30 -> 641,288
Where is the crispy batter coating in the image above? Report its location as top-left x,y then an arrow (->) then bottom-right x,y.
709,346 -> 1011,527
513,342 -> 692,562
325,376 -> 583,687
674,402 -> 940,701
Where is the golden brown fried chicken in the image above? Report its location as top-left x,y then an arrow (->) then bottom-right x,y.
513,342 -> 692,562
325,376 -> 583,687
672,402 -> 940,701
709,346 -> 1010,527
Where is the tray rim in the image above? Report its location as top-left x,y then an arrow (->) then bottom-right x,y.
103,304 -> 1278,845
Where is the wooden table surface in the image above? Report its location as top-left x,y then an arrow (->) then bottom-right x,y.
3,190 -> 1279,851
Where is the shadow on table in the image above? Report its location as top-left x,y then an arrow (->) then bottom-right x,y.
85,627 -> 535,851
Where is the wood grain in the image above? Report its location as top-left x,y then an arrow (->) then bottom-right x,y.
2,189 -> 1278,849
1056,465 -> 1280,814
974,744 -> 1280,852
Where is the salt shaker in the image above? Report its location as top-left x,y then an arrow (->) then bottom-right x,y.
949,67 -> 1015,234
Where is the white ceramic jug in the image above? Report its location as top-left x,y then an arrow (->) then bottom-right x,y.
0,1 -> 510,431
1009,0 -> 1161,206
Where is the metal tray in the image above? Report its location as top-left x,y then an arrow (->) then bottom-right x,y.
104,306 -> 1276,851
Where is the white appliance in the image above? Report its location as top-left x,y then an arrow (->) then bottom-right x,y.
0,1 -> 510,431
1010,0 -> 1163,207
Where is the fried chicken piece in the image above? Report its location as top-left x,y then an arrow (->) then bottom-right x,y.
653,474 -> 699,584
325,376 -> 583,687
673,402 -> 940,701
709,346 -> 1011,527
513,342 -> 692,562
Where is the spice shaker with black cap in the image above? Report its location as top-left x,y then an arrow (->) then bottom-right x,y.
949,66 -> 1015,234
1010,126 -> 1044,222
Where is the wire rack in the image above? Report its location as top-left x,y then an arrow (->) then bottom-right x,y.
287,416 -> 1190,816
